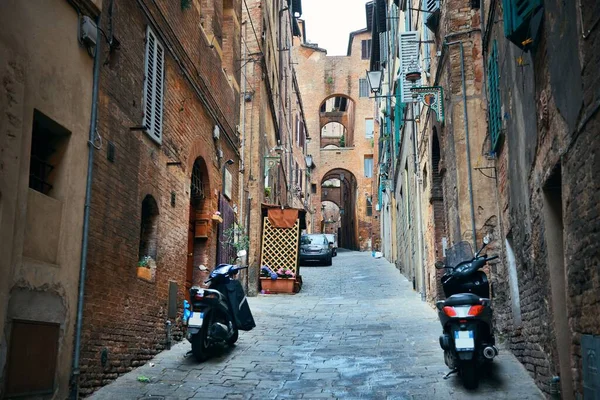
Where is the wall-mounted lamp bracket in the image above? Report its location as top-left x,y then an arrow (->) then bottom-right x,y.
410,86 -> 445,123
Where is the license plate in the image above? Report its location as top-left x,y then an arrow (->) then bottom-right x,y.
454,330 -> 474,351
188,312 -> 204,327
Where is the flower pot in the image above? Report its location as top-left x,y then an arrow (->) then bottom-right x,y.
212,215 -> 223,223
260,277 -> 294,294
137,266 -> 152,281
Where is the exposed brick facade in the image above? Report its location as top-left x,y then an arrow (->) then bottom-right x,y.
294,24 -> 380,252
80,0 -> 241,394
483,0 -> 600,396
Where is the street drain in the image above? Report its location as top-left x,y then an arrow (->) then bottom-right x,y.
142,397 -> 165,400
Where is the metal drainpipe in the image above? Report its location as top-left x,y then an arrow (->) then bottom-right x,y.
411,104 -> 426,301
445,40 -> 477,249
70,17 -> 102,400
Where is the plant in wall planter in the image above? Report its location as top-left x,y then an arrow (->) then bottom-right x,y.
264,186 -> 272,198
137,256 -> 155,281
212,211 -> 223,223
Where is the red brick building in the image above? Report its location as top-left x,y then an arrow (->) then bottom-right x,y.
78,0 -> 242,394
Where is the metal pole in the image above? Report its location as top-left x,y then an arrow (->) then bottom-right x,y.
71,16 -> 102,400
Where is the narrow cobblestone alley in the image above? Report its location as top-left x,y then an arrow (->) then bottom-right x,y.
89,251 -> 543,400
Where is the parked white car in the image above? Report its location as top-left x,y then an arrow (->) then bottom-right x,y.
324,234 -> 338,257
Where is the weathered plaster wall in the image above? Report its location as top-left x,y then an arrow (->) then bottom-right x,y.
0,1 -> 97,397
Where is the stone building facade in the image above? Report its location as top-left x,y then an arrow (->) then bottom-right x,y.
483,0 -> 600,397
78,0 -> 242,395
240,0 -> 309,296
294,6 -> 381,252
374,0 -> 600,397
0,0 -> 101,398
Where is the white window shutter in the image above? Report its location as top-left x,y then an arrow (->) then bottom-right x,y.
399,31 -> 420,103
142,26 -> 164,142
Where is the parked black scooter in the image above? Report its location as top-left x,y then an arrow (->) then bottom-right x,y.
183,251 -> 255,362
435,236 -> 498,389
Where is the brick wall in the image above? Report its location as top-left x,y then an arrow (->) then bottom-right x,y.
484,0 -> 600,396
294,30 -> 380,251
80,0 -> 241,394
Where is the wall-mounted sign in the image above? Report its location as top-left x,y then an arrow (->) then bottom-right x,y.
224,169 -> 233,200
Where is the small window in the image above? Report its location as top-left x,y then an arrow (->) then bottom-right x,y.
366,196 -> 373,216
143,26 -> 165,143
361,39 -> 372,59
29,110 -> 71,197
139,195 -> 159,268
311,183 -> 317,194
364,156 -> 374,178
365,119 -> 374,138
359,78 -> 370,98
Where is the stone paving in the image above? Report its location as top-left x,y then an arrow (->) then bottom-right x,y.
88,250 -> 544,399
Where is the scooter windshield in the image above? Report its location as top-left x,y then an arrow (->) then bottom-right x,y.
445,241 -> 474,268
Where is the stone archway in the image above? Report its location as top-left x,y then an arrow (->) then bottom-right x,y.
319,95 -> 356,147
320,168 -> 358,250
188,157 -> 212,291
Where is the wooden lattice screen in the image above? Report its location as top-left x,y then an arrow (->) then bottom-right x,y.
260,217 -> 299,275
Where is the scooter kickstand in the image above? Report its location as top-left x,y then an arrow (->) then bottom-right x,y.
443,369 -> 458,379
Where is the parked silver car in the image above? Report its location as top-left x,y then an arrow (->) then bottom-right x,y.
324,234 -> 338,257
299,234 -> 333,266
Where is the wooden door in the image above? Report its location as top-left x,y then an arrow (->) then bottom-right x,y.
186,204 -> 195,299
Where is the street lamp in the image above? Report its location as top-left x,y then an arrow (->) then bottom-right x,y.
366,70 -> 384,95
305,154 -> 313,168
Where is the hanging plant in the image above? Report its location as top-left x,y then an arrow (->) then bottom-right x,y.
181,0 -> 192,10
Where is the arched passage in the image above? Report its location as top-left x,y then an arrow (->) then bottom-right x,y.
431,128 -> 447,300
320,169 -> 358,250
319,95 -> 355,147
320,122 -> 348,149
188,157 -> 211,291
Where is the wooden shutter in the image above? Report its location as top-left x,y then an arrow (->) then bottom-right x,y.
487,41 -> 502,151
399,31 -> 420,103
142,26 -> 165,143
502,0 -> 543,47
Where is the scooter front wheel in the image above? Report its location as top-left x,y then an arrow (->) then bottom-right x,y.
191,323 -> 211,362
460,361 -> 479,389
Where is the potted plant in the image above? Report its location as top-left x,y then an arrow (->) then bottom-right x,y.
264,186 -> 272,198
137,256 -> 154,281
212,210 -> 223,223
259,265 -> 295,293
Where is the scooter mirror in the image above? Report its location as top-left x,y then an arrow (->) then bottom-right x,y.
198,265 -> 208,272
483,234 -> 491,245
435,261 -> 445,269
236,250 -> 247,258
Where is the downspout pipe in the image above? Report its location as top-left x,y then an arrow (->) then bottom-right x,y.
71,17 -> 102,400
446,40 -> 477,249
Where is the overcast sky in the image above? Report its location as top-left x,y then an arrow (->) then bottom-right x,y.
301,0 -> 370,56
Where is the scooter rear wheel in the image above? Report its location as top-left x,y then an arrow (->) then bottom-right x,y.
191,323 -> 211,362
460,361 -> 479,389
226,328 -> 239,345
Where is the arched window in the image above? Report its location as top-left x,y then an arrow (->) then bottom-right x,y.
139,195 -> 159,262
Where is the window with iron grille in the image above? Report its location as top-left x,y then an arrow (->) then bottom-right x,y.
366,196 -> 373,216
361,39 -> 372,59
359,78 -> 370,98
487,41 -> 502,152
29,110 -> 71,197
143,26 -> 165,143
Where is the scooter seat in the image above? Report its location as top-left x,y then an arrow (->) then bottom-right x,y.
443,293 -> 481,306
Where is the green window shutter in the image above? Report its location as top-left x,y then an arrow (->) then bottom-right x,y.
502,0 -> 543,48
487,41 -> 502,152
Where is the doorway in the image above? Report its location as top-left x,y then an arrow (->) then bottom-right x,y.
542,164 -> 573,398
188,158 -> 211,292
